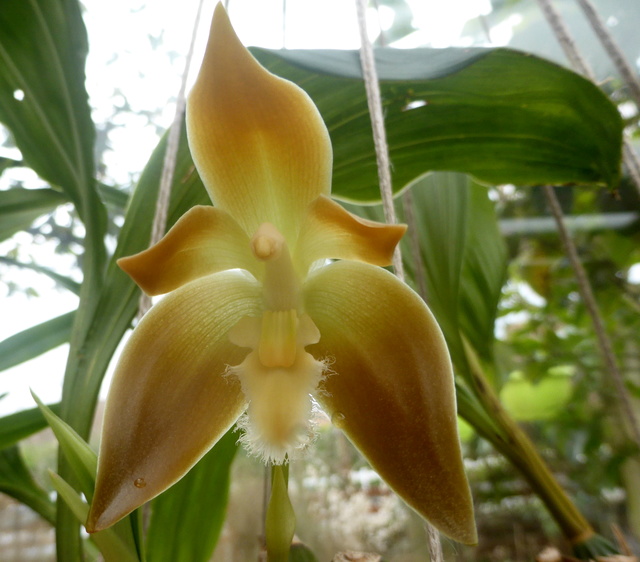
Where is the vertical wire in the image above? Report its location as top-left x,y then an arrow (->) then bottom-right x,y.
137,0 -> 206,318
574,0 -> 640,109
354,0 -> 405,281
534,0 -> 640,196
355,1 -> 442,558
534,0 -> 640,449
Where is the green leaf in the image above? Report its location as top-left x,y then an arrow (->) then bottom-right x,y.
0,312 -> 75,373
0,257 -> 81,293
0,155 -> 22,173
98,183 -> 130,213
0,187 -> 68,241
146,429 -> 237,562
406,173 -> 508,374
250,47 -> 622,201
289,542 -> 319,562
49,471 -> 140,562
407,173 -> 471,370
0,403 -> 61,449
32,392 -> 97,500
0,0 -> 103,220
0,445 -> 55,524
458,184 -> 508,362
58,123 -> 208,438
500,370 -> 574,422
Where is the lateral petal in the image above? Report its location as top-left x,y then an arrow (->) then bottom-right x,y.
87,271 -> 262,532
295,195 -> 406,273
303,261 -> 476,544
186,4 -> 332,241
118,205 -> 259,296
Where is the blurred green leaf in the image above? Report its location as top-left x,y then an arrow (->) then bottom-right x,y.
0,257 -> 81,293
0,156 -> 22,173
500,370 -> 574,421
0,445 -> 55,524
49,471 -> 140,562
0,187 -> 67,241
0,312 -> 75,373
289,542 -> 319,562
0,403 -> 61,449
251,47 -> 622,201
146,429 -> 237,562
98,183 -> 130,212
33,392 -> 96,500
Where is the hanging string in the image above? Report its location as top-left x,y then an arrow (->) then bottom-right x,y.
542,184 -> 640,449
574,0 -> 640,109
534,0 -> 640,195
137,0 -> 206,319
354,0 -> 404,281
355,1 -> 444,559
533,0 -> 640,449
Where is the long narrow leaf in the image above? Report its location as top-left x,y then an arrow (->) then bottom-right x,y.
145,429 -> 238,562
0,312 -> 75,373
0,445 -> 55,524
0,403 -> 61,449
0,187 -> 68,241
0,258 -> 81,294
49,471 -> 140,562
32,392 -> 96,499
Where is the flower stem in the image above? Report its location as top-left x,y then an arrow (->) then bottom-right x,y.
463,343 -> 596,544
265,464 -> 296,562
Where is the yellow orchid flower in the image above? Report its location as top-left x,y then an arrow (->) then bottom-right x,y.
87,4 -> 476,545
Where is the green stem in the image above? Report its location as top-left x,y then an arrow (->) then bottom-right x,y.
265,464 -> 295,562
463,343 -> 594,544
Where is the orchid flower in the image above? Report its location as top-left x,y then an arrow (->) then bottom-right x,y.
87,4 -> 476,545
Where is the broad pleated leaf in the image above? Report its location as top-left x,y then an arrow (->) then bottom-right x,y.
250,47 -> 622,200
457,183 -> 508,362
408,173 -> 470,371
145,429 -> 237,562
408,173 -> 508,372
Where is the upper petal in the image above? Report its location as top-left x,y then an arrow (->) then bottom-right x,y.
186,4 -> 332,241
294,195 -> 406,274
118,205 -> 260,295
87,271 -> 262,532
303,261 -> 476,544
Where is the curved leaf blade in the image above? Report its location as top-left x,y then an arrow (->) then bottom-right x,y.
0,311 -> 75,373
0,187 -> 67,241
145,429 -> 237,562
250,47 -> 623,201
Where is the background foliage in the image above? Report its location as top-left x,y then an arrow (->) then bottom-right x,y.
0,0 -> 638,560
